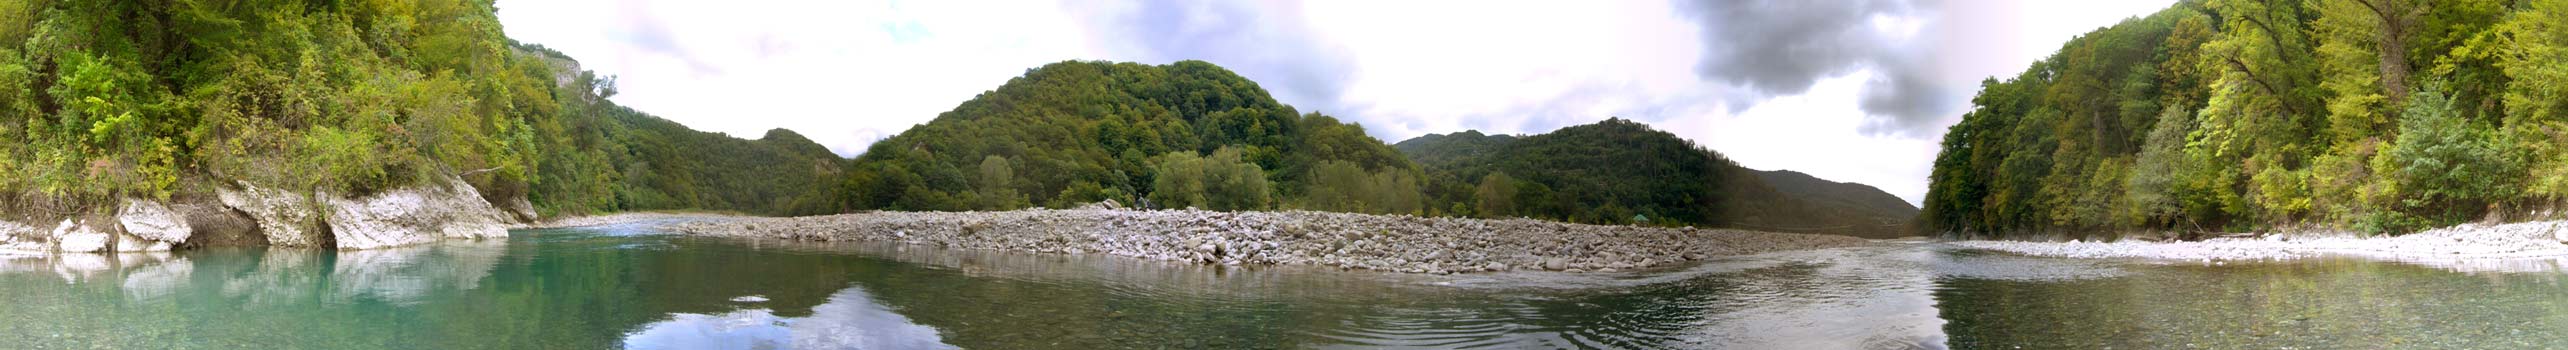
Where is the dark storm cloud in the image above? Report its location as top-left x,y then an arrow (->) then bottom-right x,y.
1675,0 -> 1956,136
1087,0 -> 1360,118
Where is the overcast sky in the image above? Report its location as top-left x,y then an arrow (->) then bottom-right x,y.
494,0 -> 2174,206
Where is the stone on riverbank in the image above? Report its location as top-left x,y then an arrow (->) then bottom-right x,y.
1958,219 -> 2568,263
661,208 -> 1869,274
325,176 -> 512,250
117,199 -> 192,245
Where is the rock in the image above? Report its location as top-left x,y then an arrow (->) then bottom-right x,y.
54,220 -> 111,253
1077,199 -> 1124,211
1542,258 -> 1568,271
0,220 -> 37,244
116,199 -> 192,245
496,195 -> 541,224
113,233 -> 170,252
325,175 -> 511,249
219,182 -> 330,247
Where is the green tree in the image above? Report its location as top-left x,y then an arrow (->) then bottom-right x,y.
1474,171 -> 1518,218
1149,147 -> 1271,211
2368,82 -> 2520,232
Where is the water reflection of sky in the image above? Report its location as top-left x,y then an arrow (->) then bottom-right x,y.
9,226 -> 2568,349
624,286 -> 958,350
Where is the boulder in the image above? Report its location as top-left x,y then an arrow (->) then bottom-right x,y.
1076,199 -> 1124,211
0,220 -> 42,253
324,175 -> 511,250
117,199 -> 193,244
496,195 -> 541,224
113,233 -> 171,252
219,183 -> 331,247
54,220 -> 111,253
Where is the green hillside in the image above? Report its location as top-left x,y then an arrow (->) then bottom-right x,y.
837,60 -> 1422,214
1397,119 -> 1919,236
0,0 -> 843,219
1924,0 -> 2568,238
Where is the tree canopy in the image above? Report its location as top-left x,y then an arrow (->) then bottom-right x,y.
0,0 -> 845,218
1397,118 -> 1920,236
835,60 -> 1423,214
1924,0 -> 2566,238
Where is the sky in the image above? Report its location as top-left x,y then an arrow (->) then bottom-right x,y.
494,0 -> 2176,206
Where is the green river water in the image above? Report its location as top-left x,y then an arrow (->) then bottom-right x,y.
4,220 -> 2567,349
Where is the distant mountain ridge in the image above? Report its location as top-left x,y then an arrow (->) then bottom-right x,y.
1749,169 -> 1919,237
1396,120 -> 1918,238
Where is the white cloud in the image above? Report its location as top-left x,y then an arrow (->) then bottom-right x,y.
497,0 -> 1102,156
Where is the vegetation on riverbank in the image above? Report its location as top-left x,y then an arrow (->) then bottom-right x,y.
0,0 -> 1914,242
1396,120 -> 1920,237
834,60 -> 1918,234
0,0 -> 843,222
1924,0 -> 2568,238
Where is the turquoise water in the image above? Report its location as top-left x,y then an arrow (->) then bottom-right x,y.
3,221 -> 2566,349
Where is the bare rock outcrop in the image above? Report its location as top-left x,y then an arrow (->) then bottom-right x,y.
218,183 -> 331,247
217,175 -> 515,250
117,199 -> 192,245
324,176 -> 511,250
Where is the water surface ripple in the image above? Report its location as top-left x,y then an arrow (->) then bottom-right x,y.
3,227 -> 2567,349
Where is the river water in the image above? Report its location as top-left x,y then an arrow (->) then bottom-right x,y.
4,221 -> 2567,349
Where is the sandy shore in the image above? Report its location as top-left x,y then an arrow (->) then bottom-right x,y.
545,208 -> 1871,274
1957,221 -> 2568,264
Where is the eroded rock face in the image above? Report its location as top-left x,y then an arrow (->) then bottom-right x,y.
114,232 -> 171,252
220,175 -> 514,250
54,220 -> 111,253
118,199 -> 193,245
497,196 -> 540,224
0,220 -> 41,253
324,176 -> 511,250
219,183 -> 330,247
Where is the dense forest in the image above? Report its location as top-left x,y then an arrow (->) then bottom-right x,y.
1397,119 -> 1735,225
0,0 -> 844,219
837,60 -> 1424,214
1398,120 -> 1919,237
1923,0 -> 2568,238
842,71 -> 1922,234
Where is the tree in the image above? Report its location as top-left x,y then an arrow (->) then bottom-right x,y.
977,155 -> 1025,210
2369,82 -> 2520,232
1474,172 -> 1518,218
1149,147 -> 1271,211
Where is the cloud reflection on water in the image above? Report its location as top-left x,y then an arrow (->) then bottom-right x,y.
623,285 -> 958,350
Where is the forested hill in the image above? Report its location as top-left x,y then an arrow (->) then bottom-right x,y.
838,60 -> 1424,214
0,0 -> 844,219
1753,169 -> 1921,230
1924,0 -> 2568,238
1396,119 -> 1920,237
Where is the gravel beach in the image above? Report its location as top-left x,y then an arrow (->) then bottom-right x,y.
559,208 -> 1872,274
1957,221 -> 2568,264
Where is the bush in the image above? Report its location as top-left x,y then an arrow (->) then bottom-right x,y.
2372,83 -> 2522,233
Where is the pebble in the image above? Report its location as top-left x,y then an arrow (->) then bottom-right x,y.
657,206 -> 1870,275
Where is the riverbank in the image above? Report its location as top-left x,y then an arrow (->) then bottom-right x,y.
560,208 -> 1870,274
1956,221 -> 2568,263
518,212 -> 749,229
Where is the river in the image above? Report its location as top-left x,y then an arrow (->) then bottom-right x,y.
3,220 -> 2565,349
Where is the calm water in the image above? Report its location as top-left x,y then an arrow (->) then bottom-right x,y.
4,221 -> 2568,349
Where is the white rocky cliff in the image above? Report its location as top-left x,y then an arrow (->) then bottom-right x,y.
2,174 -> 522,254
